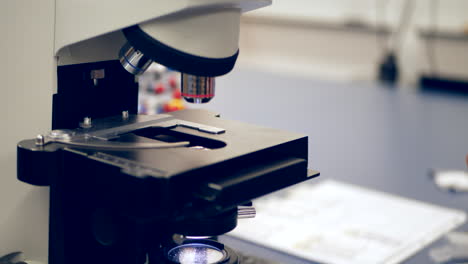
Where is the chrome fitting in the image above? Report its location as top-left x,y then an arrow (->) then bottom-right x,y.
35,134 -> 45,146
80,117 -> 92,128
122,110 -> 129,120
119,42 -> 153,76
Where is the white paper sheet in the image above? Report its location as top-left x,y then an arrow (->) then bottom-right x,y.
230,180 -> 467,264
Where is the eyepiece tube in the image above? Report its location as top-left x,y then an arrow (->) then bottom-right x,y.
181,74 -> 215,104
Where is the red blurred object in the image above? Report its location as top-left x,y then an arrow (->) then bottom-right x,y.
173,90 -> 182,99
163,104 -> 178,113
169,77 -> 178,89
154,84 -> 166,94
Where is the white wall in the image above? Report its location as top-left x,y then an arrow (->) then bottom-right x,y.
0,1 -> 54,263
253,0 -> 468,30
238,0 -> 468,85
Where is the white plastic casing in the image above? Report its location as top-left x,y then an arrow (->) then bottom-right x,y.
56,0 -> 271,65
139,8 -> 241,59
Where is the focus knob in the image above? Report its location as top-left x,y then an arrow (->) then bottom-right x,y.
237,206 -> 256,219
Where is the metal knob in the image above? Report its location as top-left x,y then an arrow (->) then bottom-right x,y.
35,134 -> 45,146
238,206 -> 256,219
122,110 -> 129,120
80,117 -> 92,128
181,73 -> 215,104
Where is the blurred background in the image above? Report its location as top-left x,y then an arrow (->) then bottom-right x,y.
141,0 -> 468,114
237,0 -> 468,84
136,2 -> 468,263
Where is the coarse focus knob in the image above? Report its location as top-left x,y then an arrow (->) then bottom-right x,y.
237,206 -> 256,219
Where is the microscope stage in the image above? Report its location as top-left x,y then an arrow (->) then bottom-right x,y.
18,109 -> 318,218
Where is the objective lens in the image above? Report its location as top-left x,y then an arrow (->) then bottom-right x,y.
167,243 -> 225,264
181,74 -> 215,104
119,42 -> 153,75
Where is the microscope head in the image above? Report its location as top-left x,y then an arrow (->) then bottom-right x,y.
119,8 -> 242,104
54,1 -> 272,105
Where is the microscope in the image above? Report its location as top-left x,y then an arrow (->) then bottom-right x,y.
15,1 -> 319,263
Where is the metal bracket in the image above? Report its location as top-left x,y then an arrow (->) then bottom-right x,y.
35,114 -> 226,150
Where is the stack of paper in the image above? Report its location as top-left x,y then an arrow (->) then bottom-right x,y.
231,180 -> 467,264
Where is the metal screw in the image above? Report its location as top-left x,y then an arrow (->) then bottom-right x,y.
84,117 -> 91,125
122,110 -> 129,120
238,206 -> 256,219
90,69 -> 105,86
80,117 -> 92,128
35,134 -> 45,146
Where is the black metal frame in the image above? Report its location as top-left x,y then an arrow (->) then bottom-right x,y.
17,60 -> 319,264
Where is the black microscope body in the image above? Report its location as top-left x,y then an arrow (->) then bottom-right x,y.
17,60 -> 319,264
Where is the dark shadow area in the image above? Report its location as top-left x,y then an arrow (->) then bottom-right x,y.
419,75 -> 468,98
132,127 -> 227,149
